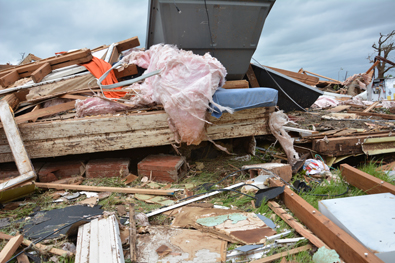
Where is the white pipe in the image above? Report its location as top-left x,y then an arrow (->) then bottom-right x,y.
146,182 -> 245,217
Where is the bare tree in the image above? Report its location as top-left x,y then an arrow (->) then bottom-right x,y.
368,30 -> 395,78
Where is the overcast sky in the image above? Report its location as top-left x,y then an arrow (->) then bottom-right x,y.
1,0 -> 394,81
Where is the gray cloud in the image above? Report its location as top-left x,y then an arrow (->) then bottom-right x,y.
1,0 -> 394,80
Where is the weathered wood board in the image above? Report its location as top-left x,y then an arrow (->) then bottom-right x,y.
0,107 -> 274,163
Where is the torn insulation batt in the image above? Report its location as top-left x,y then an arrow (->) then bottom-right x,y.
121,44 -> 232,145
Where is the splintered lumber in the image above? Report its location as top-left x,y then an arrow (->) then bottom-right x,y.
340,164 -> 395,195
222,80 -> 249,89
246,64 -> 260,88
1,94 -> 20,111
266,66 -> 319,86
0,107 -> 273,163
0,234 -> 23,263
0,101 -> 36,191
31,62 -> 52,83
363,101 -> 379,113
299,69 -> 341,84
129,204 -> 137,262
109,36 -> 140,65
269,178 -> 384,263
0,232 -> 72,257
250,245 -> 312,263
13,101 -> 75,125
268,201 -> 328,248
35,182 -> 177,196
366,61 -> 380,74
0,49 -> 93,87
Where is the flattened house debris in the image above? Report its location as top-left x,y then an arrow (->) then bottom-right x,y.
1,0 -> 395,262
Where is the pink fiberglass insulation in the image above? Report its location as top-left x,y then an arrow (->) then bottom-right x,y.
75,97 -> 131,118
121,44 -> 231,145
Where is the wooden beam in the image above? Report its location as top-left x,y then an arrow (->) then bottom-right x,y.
114,64 -> 138,80
31,62 -> 52,83
0,234 -> 23,263
1,94 -> 20,111
366,61 -> 380,74
60,94 -> 88,100
269,178 -> 384,263
0,70 -> 19,88
268,201 -> 328,248
129,204 -> 137,262
250,245 -> 312,263
35,182 -> 177,196
340,164 -> 395,195
222,80 -> 249,89
246,64 -> 260,88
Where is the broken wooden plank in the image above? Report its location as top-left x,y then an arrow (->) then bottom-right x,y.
269,178 -> 384,263
31,62 -> 52,83
328,105 -> 351,113
347,110 -> 395,120
0,70 -> 19,88
300,70 -> 341,84
0,49 -> 93,84
1,94 -> 20,111
311,132 -> 393,157
266,66 -> 319,86
363,101 -> 379,113
13,101 -> 75,125
0,232 -> 72,257
0,101 -> 36,191
59,94 -> 88,100
340,164 -> 395,195
0,234 -> 23,263
250,244 -> 312,263
246,64 -> 260,88
129,204 -> 137,262
34,182 -> 177,196
222,80 -> 249,89
268,201 -> 328,249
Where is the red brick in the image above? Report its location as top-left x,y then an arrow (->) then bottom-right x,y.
242,163 -> 292,182
0,162 -> 44,180
138,155 -> 187,183
86,158 -> 130,178
38,161 -> 84,182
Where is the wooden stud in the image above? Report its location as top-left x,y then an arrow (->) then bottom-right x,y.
35,182 -> 177,196
301,70 -> 341,84
269,178 -> 384,263
340,164 -> 395,195
31,62 -> 52,83
246,64 -> 260,88
0,70 -> 20,88
268,201 -> 328,248
366,61 -> 380,74
363,101 -> 379,113
222,80 -> 249,89
129,204 -> 137,262
249,244 -> 312,263
0,234 -> 23,263
59,94 -> 88,100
